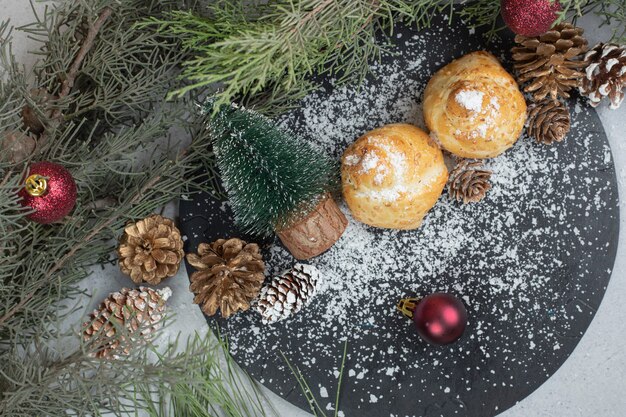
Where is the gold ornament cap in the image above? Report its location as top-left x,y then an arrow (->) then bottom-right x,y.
397,297 -> 420,319
25,174 -> 48,197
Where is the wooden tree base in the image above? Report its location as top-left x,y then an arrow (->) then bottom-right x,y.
276,194 -> 348,260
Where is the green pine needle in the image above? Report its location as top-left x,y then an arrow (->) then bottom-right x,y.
142,0 -> 626,114
281,340 -> 349,417
208,102 -> 335,237
138,332 -> 277,417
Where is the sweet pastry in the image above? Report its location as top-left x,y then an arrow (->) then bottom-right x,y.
341,123 -> 448,229
423,51 -> 527,159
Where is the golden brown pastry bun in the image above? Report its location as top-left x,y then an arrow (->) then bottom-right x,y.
341,124 -> 448,230
423,51 -> 527,159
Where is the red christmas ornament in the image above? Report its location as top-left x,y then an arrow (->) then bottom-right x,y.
501,0 -> 561,37
18,161 -> 77,224
398,293 -> 468,345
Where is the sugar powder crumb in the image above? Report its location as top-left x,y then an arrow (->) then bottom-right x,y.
455,89 -> 484,112
210,26 -> 617,414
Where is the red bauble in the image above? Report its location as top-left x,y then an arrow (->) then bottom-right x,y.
18,161 -> 77,224
412,293 -> 467,345
501,0 -> 561,37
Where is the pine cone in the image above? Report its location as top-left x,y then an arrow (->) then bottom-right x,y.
83,286 -> 171,358
580,43 -> 626,109
118,214 -> 184,285
256,263 -> 320,324
187,238 -> 265,318
512,23 -> 588,102
448,159 -> 492,204
527,99 -> 571,144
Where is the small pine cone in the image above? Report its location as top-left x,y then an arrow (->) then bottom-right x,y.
580,43 -> 626,109
117,214 -> 184,285
83,286 -> 171,358
448,159 -> 492,204
512,23 -> 588,102
256,263 -> 320,324
187,238 -> 265,318
527,99 -> 571,144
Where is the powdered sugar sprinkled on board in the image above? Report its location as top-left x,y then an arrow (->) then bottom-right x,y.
181,20 -> 618,417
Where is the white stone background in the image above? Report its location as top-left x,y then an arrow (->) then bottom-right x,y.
2,1 -> 626,416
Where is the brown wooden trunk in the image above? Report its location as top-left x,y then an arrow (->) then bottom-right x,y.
276,194 -> 348,260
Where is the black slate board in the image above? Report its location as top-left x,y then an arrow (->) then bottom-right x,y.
180,14 -> 619,417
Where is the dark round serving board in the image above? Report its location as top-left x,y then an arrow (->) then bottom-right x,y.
180,14 -> 619,417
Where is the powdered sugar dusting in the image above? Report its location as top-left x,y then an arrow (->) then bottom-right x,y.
183,21 -> 618,417
359,151 -> 380,173
455,89 -> 484,112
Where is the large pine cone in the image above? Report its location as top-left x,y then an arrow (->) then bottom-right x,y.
256,263 -> 320,324
580,43 -> 626,109
527,99 -> 571,145
187,238 -> 265,318
448,159 -> 492,204
118,214 -> 184,285
83,286 -> 171,358
512,23 -> 588,102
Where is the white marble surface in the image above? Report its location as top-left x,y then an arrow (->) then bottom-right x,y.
3,2 -> 625,416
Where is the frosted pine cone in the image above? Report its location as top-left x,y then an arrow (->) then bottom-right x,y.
187,238 -> 265,318
83,286 -> 171,358
580,43 -> 626,109
256,263 -> 320,324
118,214 -> 184,285
512,23 -> 588,102
448,159 -> 492,204
527,99 -> 571,144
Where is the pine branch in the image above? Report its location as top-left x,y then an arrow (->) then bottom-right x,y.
141,0 -> 455,113
0,174 -> 161,329
41,6 -> 113,159
57,6 -> 113,102
0,0 -> 217,344
140,0 -> 625,115
137,333 -> 277,417
560,0 -> 626,42
0,323 -> 274,416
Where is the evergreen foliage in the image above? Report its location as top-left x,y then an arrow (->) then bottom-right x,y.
1,0 -> 623,415
0,1 -> 269,415
144,0 -> 626,114
209,103 -> 335,237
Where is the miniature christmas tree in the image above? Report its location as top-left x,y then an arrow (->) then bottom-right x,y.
208,102 -> 347,260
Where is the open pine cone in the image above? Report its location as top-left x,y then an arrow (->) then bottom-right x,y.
117,214 -> 184,285
527,99 -> 571,145
256,263 -> 320,324
448,159 -> 492,204
187,238 -> 265,318
512,23 -> 588,102
580,43 -> 626,109
83,286 -> 171,358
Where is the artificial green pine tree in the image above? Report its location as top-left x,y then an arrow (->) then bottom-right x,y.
208,103 -> 347,260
